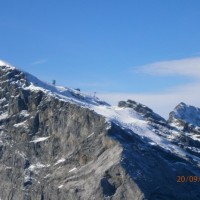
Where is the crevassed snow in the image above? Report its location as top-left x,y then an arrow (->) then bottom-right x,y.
92,105 -> 200,165
30,136 -> 50,143
93,106 -> 166,145
54,158 -> 65,166
69,167 -> 77,173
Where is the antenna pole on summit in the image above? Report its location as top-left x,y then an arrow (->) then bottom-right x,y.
52,80 -> 56,86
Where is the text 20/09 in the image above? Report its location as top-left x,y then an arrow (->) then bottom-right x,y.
177,176 -> 200,183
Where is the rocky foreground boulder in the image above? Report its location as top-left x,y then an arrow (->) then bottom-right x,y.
0,61 -> 200,200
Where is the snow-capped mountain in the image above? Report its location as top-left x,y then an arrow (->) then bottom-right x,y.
0,60 -> 200,200
169,102 -> 200,130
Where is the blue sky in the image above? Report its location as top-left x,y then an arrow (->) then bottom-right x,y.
1,1 -> 200,117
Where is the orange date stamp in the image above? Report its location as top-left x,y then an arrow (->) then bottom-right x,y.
177,176 -> 200,183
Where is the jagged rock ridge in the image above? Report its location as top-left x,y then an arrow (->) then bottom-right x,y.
0,60 -> 200,200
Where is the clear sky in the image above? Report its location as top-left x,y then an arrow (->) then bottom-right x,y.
1,1 -> 200,118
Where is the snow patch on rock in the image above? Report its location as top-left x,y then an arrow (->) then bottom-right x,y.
30,136 -> 50,143
54,158 -> 65,166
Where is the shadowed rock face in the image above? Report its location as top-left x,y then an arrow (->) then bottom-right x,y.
0,64 -> 200,200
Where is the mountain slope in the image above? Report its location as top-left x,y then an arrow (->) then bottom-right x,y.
0,60 -> 200,200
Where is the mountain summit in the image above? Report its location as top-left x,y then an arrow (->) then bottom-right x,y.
0,61 -> 200,200
169,102 -> 200,128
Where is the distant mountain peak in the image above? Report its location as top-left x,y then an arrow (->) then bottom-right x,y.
169,102 -> 200,128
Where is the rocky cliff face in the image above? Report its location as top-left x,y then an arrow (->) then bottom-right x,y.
0,61 -> 200,200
